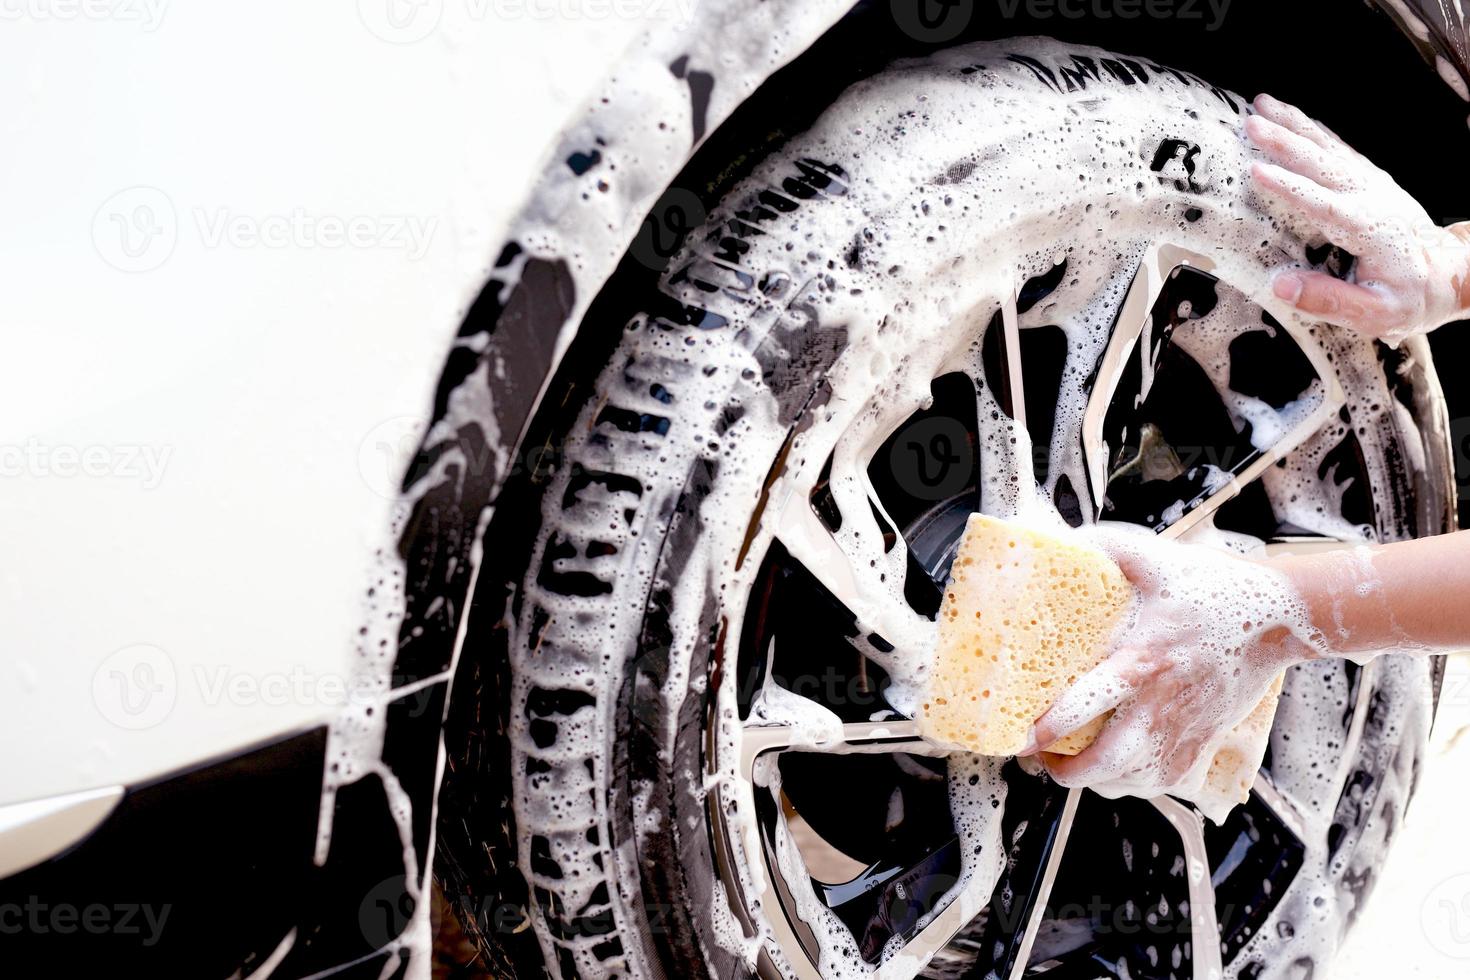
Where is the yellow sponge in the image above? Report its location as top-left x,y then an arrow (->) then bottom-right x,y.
1201,671 -> 1285,806
918,513 -> 1132,757
918,514 -> 1283,817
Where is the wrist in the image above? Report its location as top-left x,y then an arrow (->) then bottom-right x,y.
1254,554 -> 1341,661
1449,222 -> 1470,319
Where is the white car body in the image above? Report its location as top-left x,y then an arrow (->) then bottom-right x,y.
1,5 -> 657,808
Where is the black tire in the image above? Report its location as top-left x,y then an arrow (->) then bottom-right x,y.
450,37 -> 1453,980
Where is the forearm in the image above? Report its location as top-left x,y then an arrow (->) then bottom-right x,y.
1264,531 -> 1470,656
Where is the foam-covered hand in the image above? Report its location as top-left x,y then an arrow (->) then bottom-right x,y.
1023,525 -> 1320,801
1246,93 -> 1470,344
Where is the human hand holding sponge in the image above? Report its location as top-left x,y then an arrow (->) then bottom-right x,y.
918,514 -> 1306,824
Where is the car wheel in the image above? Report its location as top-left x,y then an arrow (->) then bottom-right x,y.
445,36 -> 1454,980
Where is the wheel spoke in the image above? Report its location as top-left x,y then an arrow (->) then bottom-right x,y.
1155,429 -> 1335,540
991,291 -> 1032,519
740,719 -> 937,776
734,717 -> 957,980
1150,797 -> 1224,980
981,289 -> 1029,431
1082,243 -> 1199,511
881,770 -> 1078,980
960,292 -> 1032,519
1250,771 -> 1312,843
1082,244 -> 1346,537
997,291 -> 1028,434
773,455 -> 937,661
1004,787 -> 1081,980
871,841 -> 1012,980
1334,657 -> 1378,786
